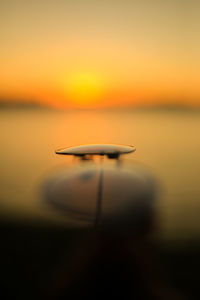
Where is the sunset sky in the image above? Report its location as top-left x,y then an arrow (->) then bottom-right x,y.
1,0 -> 200,108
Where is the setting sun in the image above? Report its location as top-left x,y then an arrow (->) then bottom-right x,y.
64,73 -> 103,107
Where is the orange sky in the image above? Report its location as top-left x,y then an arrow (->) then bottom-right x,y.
0,0 -> 200,108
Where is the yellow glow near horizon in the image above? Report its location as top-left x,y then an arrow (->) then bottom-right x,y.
64,73 -> 103,107
0,1 -> 200,107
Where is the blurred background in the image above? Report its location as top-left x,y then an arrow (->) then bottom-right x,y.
0,0 -> 200,299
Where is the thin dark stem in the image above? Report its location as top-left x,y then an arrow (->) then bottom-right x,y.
94,167 -> 104,231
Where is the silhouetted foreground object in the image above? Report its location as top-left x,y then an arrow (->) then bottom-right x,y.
44,164 -> 155,234
56,143 -> 135,159
45,144 -> 155,234
43,145 -> 185,299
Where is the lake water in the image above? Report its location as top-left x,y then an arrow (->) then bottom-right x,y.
0,108 -> 200,240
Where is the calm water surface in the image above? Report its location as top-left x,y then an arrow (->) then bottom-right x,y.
0,109 -> 200,239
